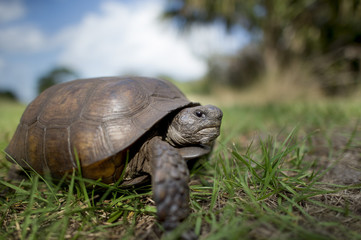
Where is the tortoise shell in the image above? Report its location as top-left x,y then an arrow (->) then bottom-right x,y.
6,77 -> 194,183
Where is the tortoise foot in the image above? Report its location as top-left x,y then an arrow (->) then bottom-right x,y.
149,138 -> 190,231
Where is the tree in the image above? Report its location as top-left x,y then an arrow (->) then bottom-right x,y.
0,90 -> 17,101
164,0 -> 361,94
38,67 -> 78,94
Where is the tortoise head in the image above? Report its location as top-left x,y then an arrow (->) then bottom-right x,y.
166,105 -> 223,146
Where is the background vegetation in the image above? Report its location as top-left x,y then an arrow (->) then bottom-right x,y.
165,0 -> 361,96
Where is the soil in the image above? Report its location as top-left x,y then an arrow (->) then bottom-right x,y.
303,128 -> 361,238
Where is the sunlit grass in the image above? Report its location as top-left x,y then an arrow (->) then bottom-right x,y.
0,165 -> 155,239
1,98 -> 361,239
186,126 -> 361,240
0,99 -> 25,151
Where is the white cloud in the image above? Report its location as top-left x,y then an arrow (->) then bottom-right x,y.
0,0 -> 247,102
0,25 -> 47,52
0,0 -> 25,23
0,1 -> 42,53
56,1 -> 207,80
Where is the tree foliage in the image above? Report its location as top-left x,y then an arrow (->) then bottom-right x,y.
0,90 -> 17,101
38,67 -> 78,94
164,0 -> 361,94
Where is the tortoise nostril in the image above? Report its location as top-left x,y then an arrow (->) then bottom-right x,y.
205,105 -> 223,120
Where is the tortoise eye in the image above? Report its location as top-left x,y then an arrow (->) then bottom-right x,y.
195,110 -> 205,118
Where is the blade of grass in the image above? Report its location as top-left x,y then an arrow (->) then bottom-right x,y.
74,148 -> 91,207
59,169 -> 76,239
21,174 -> 39,239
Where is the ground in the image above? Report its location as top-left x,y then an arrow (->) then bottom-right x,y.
1,99 -> 361,240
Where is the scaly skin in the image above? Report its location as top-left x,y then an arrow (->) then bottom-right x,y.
149,137 -> 190,230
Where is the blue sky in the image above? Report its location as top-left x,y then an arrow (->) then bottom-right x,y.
0,0 -> 248,102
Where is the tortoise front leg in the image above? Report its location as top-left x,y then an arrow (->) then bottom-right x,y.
148,137 -> 190,231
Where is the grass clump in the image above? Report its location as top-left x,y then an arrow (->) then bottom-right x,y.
0,167 -> 155,239
188,125 -> 361,240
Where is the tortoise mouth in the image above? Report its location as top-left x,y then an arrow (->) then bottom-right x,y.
197,126 -> 220,136
197,127 -> 220,144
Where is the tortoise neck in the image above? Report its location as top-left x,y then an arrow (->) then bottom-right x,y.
165,125 -> 191,147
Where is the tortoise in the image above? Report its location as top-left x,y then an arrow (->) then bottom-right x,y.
5,76 -> 222,232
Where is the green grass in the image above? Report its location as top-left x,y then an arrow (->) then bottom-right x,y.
0,99 -> 25,151
1,98 -> 361,239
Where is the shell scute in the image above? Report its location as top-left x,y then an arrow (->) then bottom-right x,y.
81,78 -> 150,121
45,126 -> 72,177
39,80 -> 95,126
